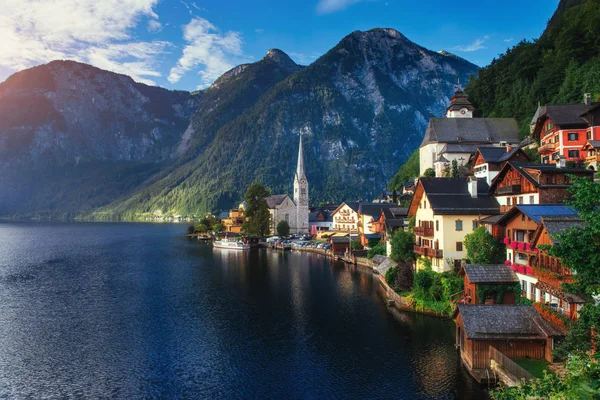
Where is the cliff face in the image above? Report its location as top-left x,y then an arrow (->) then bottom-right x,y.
100,29 -> 479,219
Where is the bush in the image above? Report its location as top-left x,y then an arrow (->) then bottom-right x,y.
385,266 -> 399,289
367,241 -> 386,259
390,229 -> 415,262
276,220 -> 290,237
396,261 -> 414,291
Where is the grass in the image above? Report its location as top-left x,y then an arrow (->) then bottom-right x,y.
515,359 -> 552,379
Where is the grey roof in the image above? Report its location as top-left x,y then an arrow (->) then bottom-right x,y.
458,305 -> 565,340
490,162 -> 594,192
359,203 -> 396,217
440,143 -> 480,154
371,255 -> 387,265
476,146 -> 525,163
586,140 -> 600,148
530,105 -> 544,125
539,216 -> 585,244
344,202 -> 360,213
463,264 -> 519,284
418,178 -> 500,215
376,257 -> 398,276
421,118 -> 520,147
542,104 -> 595,126
446,90 -> 476,112
309,210 -> 333,223
390,207 -> 408,217
478,214 -> 505,225
265,194 -> 291,209
218,211 -> 230,220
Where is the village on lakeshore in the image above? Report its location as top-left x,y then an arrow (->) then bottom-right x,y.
187,88 -> 600,388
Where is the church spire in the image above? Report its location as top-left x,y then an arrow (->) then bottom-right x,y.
295,132 -> 306,181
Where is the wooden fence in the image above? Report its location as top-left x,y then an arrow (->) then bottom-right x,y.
489,346 -> 534,382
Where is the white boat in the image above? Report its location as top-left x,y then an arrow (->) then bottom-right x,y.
213,237 -> 250,250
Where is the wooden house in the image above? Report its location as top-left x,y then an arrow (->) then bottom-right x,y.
357,203 -> 397,246
459,264 -> 519,304
529,216 -> 589,319
471,146 -> 530,184
489,162 -> 593,212
582,140 -> 600,171
455,305 -> 564,382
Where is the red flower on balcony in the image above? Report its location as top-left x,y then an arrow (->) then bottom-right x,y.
511,265 -> 518,271
526,243 -> 531,251
517,265 -> 526,274
503,237 -> 510,245
510,242 -> 518,249
504,260 -> 511,266
526,266 -> 532,275
517,242 -> 525,251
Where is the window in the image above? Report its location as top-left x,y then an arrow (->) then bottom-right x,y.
568,132 -> 578,141
436,220 -> 439,231
529,195 -> 534,204
455,220 -> 463,231
530,282 -> 535,296
568,150 -> 579,158
554,135 -> 559,143
472,221 -> 477,230
588,130 -> 592,140
456,242 -> 463,251
518,196 -> 523,204
507,198 -> 512,206
522,280 -> 526,291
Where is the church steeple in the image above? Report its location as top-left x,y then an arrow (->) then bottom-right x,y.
295,133 -> 306,181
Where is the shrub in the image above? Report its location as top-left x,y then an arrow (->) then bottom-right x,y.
367,241 -> 386,259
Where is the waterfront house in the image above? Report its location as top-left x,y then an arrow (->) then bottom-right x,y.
471,146 -> 530,185
419,88 -> 520,176
455,304 -> 564,382
309,209 -> 334,234
222,206 -> 246,233
370,207 -> 408,256
459,264 -> 519,304
531,94 -> 600,165
529,216 -> 589,319
493,204 -> 579,302
331,202 -> 360,233
357,203 -> 397,246
409,178 -> 500,272
488,162 -> 593,212
582,140 -> 600,171
328,233 -> 352,255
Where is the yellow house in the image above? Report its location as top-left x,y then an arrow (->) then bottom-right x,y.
409,178 -> 501,272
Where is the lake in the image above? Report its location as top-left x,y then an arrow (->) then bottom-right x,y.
0,222 -> 489,399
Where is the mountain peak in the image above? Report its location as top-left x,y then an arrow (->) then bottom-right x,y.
263,48 -> 300,71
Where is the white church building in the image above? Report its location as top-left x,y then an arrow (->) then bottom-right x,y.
266,134 -> 310,234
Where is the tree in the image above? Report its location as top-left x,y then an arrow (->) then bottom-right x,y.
450,159 -> 460,178
367,241 -> 386,259
194,223 -> 208,233
396,260 -> 414,291
243,182 -> 271,236
389,149 -> 419,190
463,227 -> 505,264
423,168 -> 435,178
276,220 -> 290,237
548,176 -> 600,353
213,222 -> 224,233
390,229 -> 415,262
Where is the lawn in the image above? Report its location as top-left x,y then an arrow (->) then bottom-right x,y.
514,359 -> 552,379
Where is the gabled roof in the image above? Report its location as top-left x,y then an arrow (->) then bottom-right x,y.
446,89 -> 476,112
530,105 -> 544,125
543,104 -> 594,126
218,211 -> 230,220
583,140 -> 600,149
331,201 -> 360,216
359,203 -> 396,217
409,178 -> 500,216
461,264 -> 519,284
421,118 -> 520,147
439,143 -> 479,154
489,162 -> 593,193
495,204 -> 578,226
475,146 -> 528,164
457,305 -> 565,340
532,215 -> 585,246
265,194 -> 292,209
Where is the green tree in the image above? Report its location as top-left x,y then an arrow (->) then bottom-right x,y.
389,149 -> 420,190
390,229 -> 415,262
463,227 -> 505,264
450,159 -> 460,178
276,220 -> 290,237
194,223 -> 208,233
213,222 -> 224,233
423,168 -> 435,178
367,241 -> 386,259
243,182 -> 271,236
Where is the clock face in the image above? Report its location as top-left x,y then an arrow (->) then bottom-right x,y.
460,109 -> 467,115
300,179 -> 306,184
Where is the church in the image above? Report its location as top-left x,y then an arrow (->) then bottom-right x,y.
265,134 -> 310,235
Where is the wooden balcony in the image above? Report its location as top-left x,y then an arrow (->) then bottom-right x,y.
497,185 -> 521,195
586,155 -> 599,164
414,226 -> 434,237
413,245 -> 443,258
538,143 -> 557,154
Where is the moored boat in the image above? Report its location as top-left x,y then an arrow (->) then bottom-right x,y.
213,237 -> 250,250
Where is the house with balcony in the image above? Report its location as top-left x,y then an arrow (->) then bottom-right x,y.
582,140 -> 600,171
489,162 -> 594,212
357,203 -> 397,246
408,178 -> 500,272
531,94 -> 600,165
471,146 -> 530,184
529,216 -> 589,319
459,264 -> 520,304
370,207 -> 408,256
493,205 -> 581,310
331,202 -> 360,233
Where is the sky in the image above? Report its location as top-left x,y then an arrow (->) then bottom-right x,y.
0,0 -> 560,90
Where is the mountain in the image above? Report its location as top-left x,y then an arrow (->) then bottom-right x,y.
0,60 -> 199,218
465,0 -> 600,137
97,29 -> 478,220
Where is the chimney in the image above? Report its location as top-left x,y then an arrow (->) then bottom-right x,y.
506,145 -> 512,153
584,93 -> 592,106
468,178 -> 478,198
556,155 -> 566,169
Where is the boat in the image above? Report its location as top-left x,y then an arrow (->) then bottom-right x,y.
213,236 -> 250,250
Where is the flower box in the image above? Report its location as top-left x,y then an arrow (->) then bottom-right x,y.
503,237 -> 510,245
517,242 -> 525,251
510,242 -> 518,249
526,266 -> 532,275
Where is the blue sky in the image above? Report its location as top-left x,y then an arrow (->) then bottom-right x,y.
0,0 -> 559,90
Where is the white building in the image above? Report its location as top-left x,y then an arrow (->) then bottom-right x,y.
266,134 -> 310,234
331,202 -> 360,233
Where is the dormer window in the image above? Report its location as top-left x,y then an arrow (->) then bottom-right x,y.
457,136 -> 463,142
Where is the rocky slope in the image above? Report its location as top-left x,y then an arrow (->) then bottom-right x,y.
98,29 -> 479,219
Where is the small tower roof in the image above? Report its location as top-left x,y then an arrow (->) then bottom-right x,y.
295,133 -> 306,181
446,87 -> 475,113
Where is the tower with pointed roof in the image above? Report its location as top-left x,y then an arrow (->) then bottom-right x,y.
445,85 -> 475,118
293,133 -> 309,233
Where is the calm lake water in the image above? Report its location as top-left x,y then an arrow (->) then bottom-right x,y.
0,222 -> 489,399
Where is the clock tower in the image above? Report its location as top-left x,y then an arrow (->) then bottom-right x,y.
293,133 -> 309,233
445,85 -> 475,118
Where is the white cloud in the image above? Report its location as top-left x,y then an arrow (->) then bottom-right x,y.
451,37 -> 488,52
316,0 -> 363,14
168,17 -> 243,89
0,0 -> 167,85
504,38 -> 514,43
148,20 -> 162,33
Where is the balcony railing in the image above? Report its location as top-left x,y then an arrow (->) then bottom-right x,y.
538,143 -> 557,154
413,245 -> 443,258
414,226 -> 434,237
497,185 -> 522,195
586,155 -> 599,163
